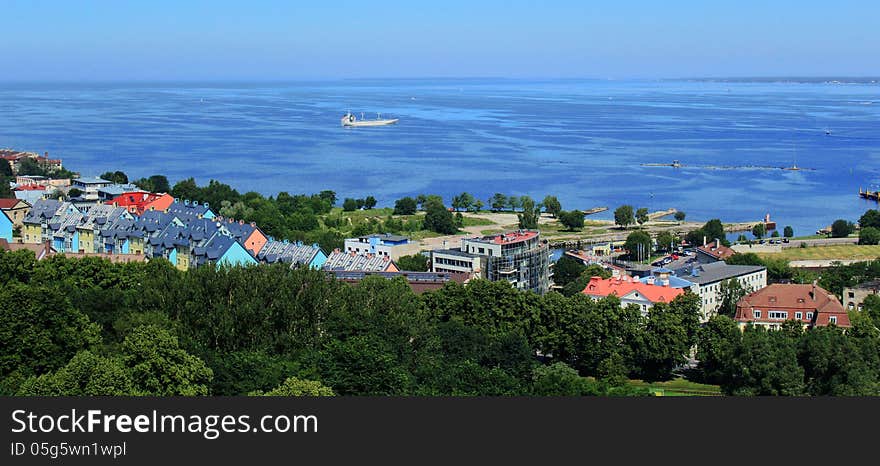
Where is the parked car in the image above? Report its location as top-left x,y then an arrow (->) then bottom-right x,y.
782,238 -> 790,243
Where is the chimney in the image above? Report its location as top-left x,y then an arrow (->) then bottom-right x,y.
333,248 -> 341,254
811,280 -> 817,301
703,236 -> 707,247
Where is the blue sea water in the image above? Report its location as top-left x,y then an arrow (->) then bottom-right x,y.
1,79 -> 878,236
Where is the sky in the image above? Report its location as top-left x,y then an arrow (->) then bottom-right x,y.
3,0 -> 879,80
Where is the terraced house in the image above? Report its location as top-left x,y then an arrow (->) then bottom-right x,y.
22,200 -> 80,244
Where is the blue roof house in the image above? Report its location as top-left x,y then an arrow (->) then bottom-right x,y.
0,210 -> 13,242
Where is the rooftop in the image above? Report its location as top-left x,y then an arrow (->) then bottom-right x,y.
468,229 -> 539,245
323,251 -> 396,272
582,275 -> 685,303
735,283 -> 850,328
697,240 -> 735,261
676,261 -> 765,285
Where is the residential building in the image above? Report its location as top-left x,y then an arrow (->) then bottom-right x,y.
218,217 -> 268,256
696,239 -> 735,264
47,209 -> 84,253
14,175 -> 70,189
106,191 -> 174,216
734,283 -> 851,329
22,200 -> 79,244
14,186 -> 48,205
97,184 -> 142,202
842,280 -> 880,312
344,233 -> 412,260
192,234 -> 258,268
76,205 -> 133,254
257,240 -> 328,269
677,261 -> 767,321
430,230 -> 551,294
71,177 -> 113,200
329,270 -> 469,294
0,198 -> 30,229
166,200 -> 215,222
323,250 -> 400,272
581,275 -> 685,316
637,268 -> 698,291
0,149 -> 63,174
0,210 -> 12,242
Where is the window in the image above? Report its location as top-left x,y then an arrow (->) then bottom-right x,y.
795,312 -> 802,320
768,311 -> 788,320
848,292 -> 855,298
806,312 -> 813,320
753,310 -> 761,319
829,316 -> 838,324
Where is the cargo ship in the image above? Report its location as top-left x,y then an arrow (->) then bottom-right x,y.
341,112 -> 398,127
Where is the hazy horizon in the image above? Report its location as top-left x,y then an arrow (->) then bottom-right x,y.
3,1 -> 879,81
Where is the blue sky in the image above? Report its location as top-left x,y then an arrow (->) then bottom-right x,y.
3,0 -> 878,80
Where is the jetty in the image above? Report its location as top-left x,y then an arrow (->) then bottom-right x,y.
582,207 -> 608,216
859,188 -> 880,201
647,208 -> 678,220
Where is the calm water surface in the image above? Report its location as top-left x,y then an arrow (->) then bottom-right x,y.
1,79 -> 878,235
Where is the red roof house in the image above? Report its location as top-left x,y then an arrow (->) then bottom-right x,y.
582,275 -> 685,315
734,283 -> 850,329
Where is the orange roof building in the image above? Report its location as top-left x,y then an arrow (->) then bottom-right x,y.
582,275 -> 685,315
106,192 -> 174,216
734,283 -> 850,329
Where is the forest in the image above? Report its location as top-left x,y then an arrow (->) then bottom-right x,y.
3,249 -> 879,396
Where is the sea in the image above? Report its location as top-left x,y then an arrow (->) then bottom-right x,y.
1,78 -> 878,237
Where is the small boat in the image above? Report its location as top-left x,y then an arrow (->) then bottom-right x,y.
341,112 -> 398,127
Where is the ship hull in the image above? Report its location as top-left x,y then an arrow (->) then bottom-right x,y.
342,118 -> 398,127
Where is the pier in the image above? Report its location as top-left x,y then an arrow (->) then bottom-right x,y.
859,188 -> 880,201
582,206 -> 608,216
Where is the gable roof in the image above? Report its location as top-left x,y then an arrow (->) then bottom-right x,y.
323,251 -> 397,272
0,198 -> 28,209
257,240 -> 323,265
677,261 -> 765,285
734,283 -> 850,327
697,241 -> 735,261
582,275 -> 685,304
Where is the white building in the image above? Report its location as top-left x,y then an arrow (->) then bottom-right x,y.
679,261 -> 768,321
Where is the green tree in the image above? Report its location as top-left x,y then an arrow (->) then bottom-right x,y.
121,325 -> 213,396
703,219 -> 726,244
100,171 -> 129,184
636,293 -> 701,381
134,175 -> 171,193
451,192 -> 475,212
393,197 -> 418,215
251,377 -> 335,396
490,193 -> 508,211
517,196 -> 541,229
542,195 -> 562,218
553,256 -> 587,288
783,226 -> 794,238
636,207 -> 649,227
171,177 -> 200,201
771,230 -> 780,238
423,198 -> 457,234
674,211 -> 686,222
831,219 -> 854,238
67,187 -> 84,198
364,196 -> 377,209
656,231 -> 677,252
17,351 -> 134,396
318,335 -> 412,395
559,210 -> 584,231
396,254 -> 429,272
0,283 -> 102,390
718,279 -> 747,318
319,190 -> 337,206
474,199 -> 484,212
859,209 -> 880,229
531,362 -> 599,396
752,223 -> 766,239
624,230 -> 652,261
342,198 -> 359,212
614,205 -> 635,229
859,226 -> 880,245
696,315 -> 741,384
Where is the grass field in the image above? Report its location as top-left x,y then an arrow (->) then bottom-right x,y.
628,378 -> 723,397
758,244 -> 880,262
